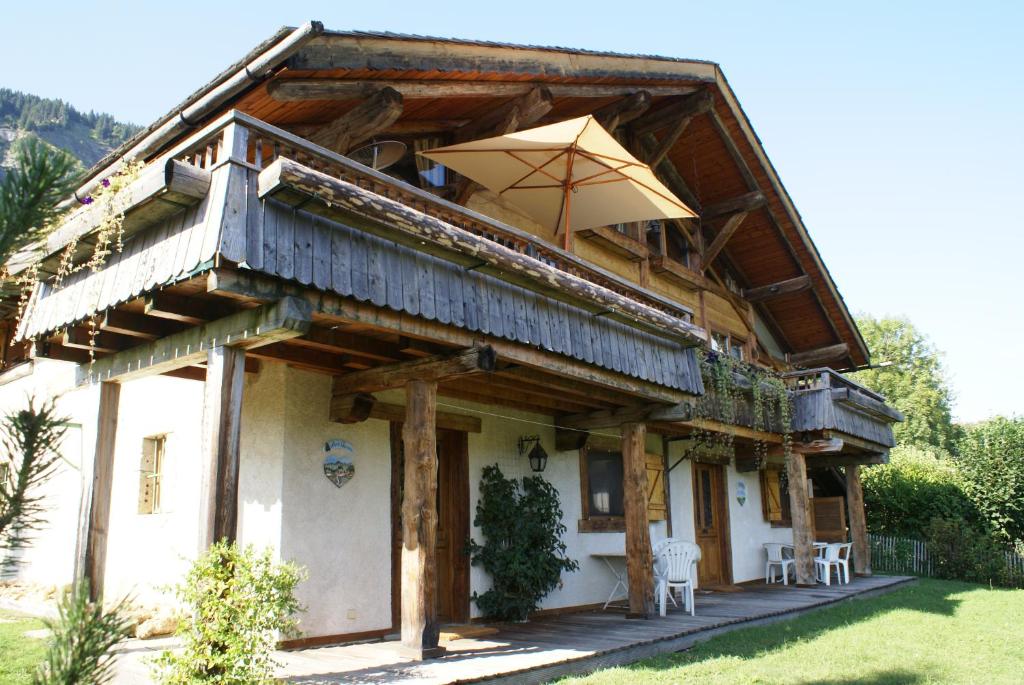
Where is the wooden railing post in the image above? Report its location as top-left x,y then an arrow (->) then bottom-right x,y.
81,381 -> 120,601
846,464 -> 871,575
786,450 -> 816,585
622,422 -> 655,618
198,346 -> 246,550
400,379 -> 445,659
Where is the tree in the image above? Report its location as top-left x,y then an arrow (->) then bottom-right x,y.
851,315 -> 956,452
0,136 -> 79,265
0,399 -> 68,571
955,416 -> 1024,546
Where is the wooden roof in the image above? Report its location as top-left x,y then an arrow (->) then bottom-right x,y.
82,26 -> 870,369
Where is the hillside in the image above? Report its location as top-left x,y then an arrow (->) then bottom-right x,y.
0,88 -> 141,174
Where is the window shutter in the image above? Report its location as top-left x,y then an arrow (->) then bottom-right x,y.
645,452 -> 667,522
138,438 -> 157,514
812,496 -> 847,542
760,469 -> 783,522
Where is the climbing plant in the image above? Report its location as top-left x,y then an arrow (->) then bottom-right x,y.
468,464 -> 579,622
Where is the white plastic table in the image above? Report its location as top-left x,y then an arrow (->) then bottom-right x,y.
591,553 -> 628,609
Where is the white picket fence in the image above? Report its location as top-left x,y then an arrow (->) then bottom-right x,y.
869,533 -> 1024,584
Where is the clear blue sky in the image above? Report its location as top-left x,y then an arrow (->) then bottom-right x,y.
3,1 -> 1021,422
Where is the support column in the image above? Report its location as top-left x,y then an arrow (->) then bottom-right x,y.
622,422 -> 654,618
786,450 -> 816,586
846,464 -> 871,576
198,345 -> 246,550
400,380 -> 444,659
82,382 -> 120,601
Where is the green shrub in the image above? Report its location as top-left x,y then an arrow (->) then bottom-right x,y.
468,465 -> 579,621
34,581 -> 133,685
924,518 -> 1013,587
861,446 -> 978,538
153,542 -> 306,685
954,416 -> 1024,546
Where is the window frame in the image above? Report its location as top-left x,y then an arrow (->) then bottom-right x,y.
578,445 -> 626,533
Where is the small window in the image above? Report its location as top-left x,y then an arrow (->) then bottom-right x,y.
730,338 -> 746,361
586,450 -> 624,517
711,331 -> 729,354
138,435 -> 167,515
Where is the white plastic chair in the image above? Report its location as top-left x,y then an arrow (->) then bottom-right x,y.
815,542 -> 852,585
764,543 -> 795,585
653,537 -> 678,610
656,541 -> 701,617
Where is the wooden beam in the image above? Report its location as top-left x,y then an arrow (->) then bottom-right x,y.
742,275 -> 812,303
401,380 -> 445,659
257,159 -> 706,347
646,115 -> 693,168
198,346 -> 245,549
329,393 -> 482,433
634,133 -> 702,212
78,297 -> 312,386
100,309 -> 182,340
789,343 -> 850,367
247,341 -> 354,373
792,438 -> 844,454
786,451 -> 816,585
452,87 -> 553,205
555,427 -> 589,452
292,326 -> 405,362
701,211 -> 748,270
144,292 -> 234,325
82,382 -> 119,601
701,191 -> 767,221
831,387 -> 905,423
593,91 -> 652,131
267,79 -> 697,101
161,358 -> 261,382
332,346 -> 496,395
558,402 -> 695,431
622,422 -> 654,618
61,328 -> 135,355
632,90 -> 712,137
846,464 -> 871,576
308,87 -> 404,154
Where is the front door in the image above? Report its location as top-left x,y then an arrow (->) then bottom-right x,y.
391,425 -> 470,629
692,462 -> 731,587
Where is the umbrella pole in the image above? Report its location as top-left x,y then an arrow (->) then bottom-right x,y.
563,147 -> 576,251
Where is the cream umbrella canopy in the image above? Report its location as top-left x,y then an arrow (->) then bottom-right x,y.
419,115 -> 697,250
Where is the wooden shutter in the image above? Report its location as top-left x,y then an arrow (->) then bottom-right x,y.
760,468 -> 783,522
645,452 -> 667,521
812,496 -> 847,542
138,438 -> 157,514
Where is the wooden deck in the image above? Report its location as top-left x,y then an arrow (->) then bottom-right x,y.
270,575 -> 913,684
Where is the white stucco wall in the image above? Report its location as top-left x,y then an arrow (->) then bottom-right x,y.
726,468 -> 793,583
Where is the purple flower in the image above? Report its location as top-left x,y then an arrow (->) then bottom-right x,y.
101,178 -> 111,188
81,196 -> 94,205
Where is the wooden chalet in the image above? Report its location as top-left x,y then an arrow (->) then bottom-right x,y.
3,23 -> 902,658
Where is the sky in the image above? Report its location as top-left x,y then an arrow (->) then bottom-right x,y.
1,1 -> 1020,422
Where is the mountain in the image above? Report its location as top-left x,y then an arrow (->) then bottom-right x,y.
0,88 -> 141,174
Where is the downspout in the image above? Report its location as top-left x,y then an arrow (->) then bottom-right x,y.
62,20 -> 324,210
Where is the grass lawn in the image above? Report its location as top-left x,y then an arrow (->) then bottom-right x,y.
0,611 -> 47,685
563,578 -> 1024,685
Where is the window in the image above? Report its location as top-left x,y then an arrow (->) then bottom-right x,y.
760,467 -> 791,527
711,331 -> 729,354
729,337 -> 746,361
585,449 -> 624,518
578,447 -> 668,532
138,435 -> 167,515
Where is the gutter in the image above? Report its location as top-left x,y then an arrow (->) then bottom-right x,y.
61,21 -> 324,210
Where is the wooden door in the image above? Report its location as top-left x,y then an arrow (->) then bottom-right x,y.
692,462 -> 731,587
391,425 -> 470,629
812,496 -> 847,542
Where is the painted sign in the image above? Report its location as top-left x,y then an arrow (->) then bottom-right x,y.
323,439 -> 355,488
736,480 -> 747,506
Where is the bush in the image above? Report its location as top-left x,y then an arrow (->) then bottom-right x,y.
861,446 -> 979,538
924,518 -> 1012,587
153,542 -> 306,685
468,465 -> 579,621
954,416 -> 1024,546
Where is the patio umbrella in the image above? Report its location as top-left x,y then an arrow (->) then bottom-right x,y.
419,115 -> 697,249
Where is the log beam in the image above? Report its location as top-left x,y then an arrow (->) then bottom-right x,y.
786,451 -> 816,585
100,309 -> 183,340
266,79 -> 698,101
332,346 -> 496,395
788,343 -> 850,367
593,91 -> 652,131
742,275 -> 812,303
198,346 -> 246,549
329,392 -> 482,433
622,422 -> 655,618
632,90 -> 712,137
401,380 -> 445,659
82,382 -> 120,601
846,464 -> 871,576
308,87 -> 404,154
701,191 -> 766,222
701,211 -> 749,270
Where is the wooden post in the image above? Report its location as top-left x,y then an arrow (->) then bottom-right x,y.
198,346 -> 246,549
400,380 -> 445,659
786,451 -> 816,586
622,422 -> 654,618
82,382 -> 120,601
846,465 -> 871,576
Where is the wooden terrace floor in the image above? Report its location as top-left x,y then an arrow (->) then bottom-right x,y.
270,575 -> 913,684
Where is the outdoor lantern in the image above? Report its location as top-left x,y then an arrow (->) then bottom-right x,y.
518,435 -> 549,473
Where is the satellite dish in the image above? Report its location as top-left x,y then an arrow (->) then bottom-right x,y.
348,140 -> 407,171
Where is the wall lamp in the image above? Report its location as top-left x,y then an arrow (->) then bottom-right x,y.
517,435 -> 549,473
